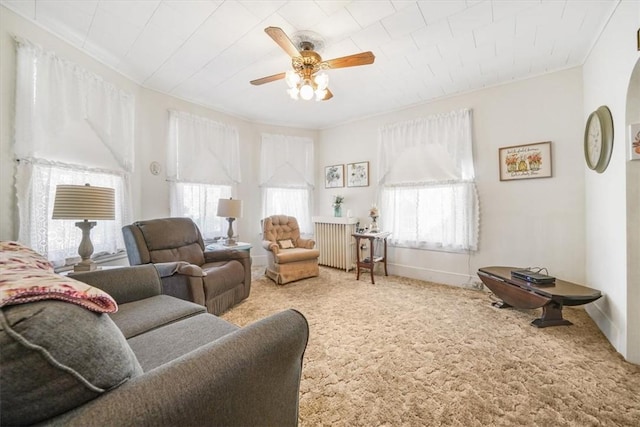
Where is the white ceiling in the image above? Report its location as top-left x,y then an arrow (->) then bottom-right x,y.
2,0 -> 618,129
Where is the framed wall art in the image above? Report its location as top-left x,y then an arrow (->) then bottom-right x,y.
347,161 -> 369,187
499,141 -> 552,181
630,123 -> 640,160
324,164 -> 344,188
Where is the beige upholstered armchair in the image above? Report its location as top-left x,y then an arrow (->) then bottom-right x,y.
262,215 -> 320,285
122,217 -> 251,315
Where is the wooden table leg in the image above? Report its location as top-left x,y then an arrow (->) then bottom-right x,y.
369,237 -> 375,284
383,237 -> 388,276
531,301 -> 572,328
354,236 -> 361,281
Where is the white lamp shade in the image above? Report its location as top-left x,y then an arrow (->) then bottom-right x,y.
217,198 -> 243,218
52,184 -> 115,220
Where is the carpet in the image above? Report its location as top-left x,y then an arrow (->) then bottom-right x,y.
222,267 -> 640,426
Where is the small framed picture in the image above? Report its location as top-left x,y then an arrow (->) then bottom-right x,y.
499,141 -> 552,181
325,164 -> 344,188
630,123 -> 640,160
347,161 -> 369,187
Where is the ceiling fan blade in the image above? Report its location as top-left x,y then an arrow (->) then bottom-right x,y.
250,72 -> 286,86
324,51 -> 375,69
322,89 -> 333,101
265,27 -> 300,58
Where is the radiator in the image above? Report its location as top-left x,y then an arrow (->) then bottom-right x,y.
312,216 -> 359,272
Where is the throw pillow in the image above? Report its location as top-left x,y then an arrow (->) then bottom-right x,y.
0,300 -> 143,425
277,239 -> 295,249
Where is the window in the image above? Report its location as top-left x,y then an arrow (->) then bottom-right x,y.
378,109 -> 478,252
380,182 -> 478,252
259,134 -> 314,234
19,162 -> 127,267
262,187 -> 312,233
167,110 -> 241,239
171,182 -> 231,239
14,37 -> 134,265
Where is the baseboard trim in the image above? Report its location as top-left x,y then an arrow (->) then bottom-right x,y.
387,262 -> 481,290
585,300 -> 623,357
252,254 -> 267,266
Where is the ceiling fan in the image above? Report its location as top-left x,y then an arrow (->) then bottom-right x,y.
250,27 -> 375,101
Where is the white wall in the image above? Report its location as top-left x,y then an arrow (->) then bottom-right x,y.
582,0 -> 639,363
0,6 -> 318,264
318,68 -> 586,287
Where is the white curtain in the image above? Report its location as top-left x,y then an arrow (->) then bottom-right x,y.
14,37 -> 134,265
260,134 -> 314,234
259,134 -> 314,187
378,109 -> 479,251
14,37 -> 134,172
167,110 -> 240,238
167,110 -> 240,185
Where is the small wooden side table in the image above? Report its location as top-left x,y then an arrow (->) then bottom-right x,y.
352,232 -> 391,284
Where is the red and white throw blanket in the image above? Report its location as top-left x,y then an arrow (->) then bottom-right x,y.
0,241 -> 117,313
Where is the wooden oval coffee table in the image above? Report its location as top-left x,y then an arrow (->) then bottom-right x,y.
477,266 -> 602,328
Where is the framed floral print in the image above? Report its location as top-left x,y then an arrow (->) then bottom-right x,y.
347,161 -> 369,187
499,142 -> 552,181
325,164 -> 344,188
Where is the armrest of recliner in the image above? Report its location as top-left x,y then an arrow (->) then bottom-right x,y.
51,309 -> 309,427
71,265 -> 162,304
204,249 -> 251,290
153,262 -> 206,306
262,240 -> 279,253
154,261 -> 205,278
296,237 -> 316,249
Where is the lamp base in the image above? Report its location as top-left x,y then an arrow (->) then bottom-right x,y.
75,220 -> 97,272
224,217 -> 237,247
223,238 -> 237,246
74,259 -> 98,272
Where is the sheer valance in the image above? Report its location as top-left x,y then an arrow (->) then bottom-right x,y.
14,37 -> 135,172
167,110 -> 241,185
378,109 -> 474,185
259,134 -> 314,188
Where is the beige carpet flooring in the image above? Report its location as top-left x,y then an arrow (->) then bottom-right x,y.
222,267 -> 640,426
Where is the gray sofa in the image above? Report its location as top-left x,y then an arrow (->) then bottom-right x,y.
122,217 -> 252,315
0,265 -> 309,426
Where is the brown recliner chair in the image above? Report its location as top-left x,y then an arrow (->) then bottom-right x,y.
262,215 -> 320,285
122,217 -> 251,315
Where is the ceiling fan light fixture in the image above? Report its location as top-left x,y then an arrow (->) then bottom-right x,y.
314,72 -> 329,90
299,81 -> 314,100
285,70 -> 300,88
287,87 -> 299,100
315,88 -> 327,101
251,27 -> 375,102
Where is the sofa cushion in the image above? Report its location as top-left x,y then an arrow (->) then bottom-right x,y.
127,313 -> 238,371
0,300 -> 142,426
111,294 -> 206,339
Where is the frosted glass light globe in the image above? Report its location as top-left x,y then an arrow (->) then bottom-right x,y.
300,83 -> 314,100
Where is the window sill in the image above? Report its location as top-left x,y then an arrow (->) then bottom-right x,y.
54,251 -> 129,274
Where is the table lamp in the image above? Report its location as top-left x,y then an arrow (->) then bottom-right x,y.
52,183 -> 115,272
216,198 -> 243,246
